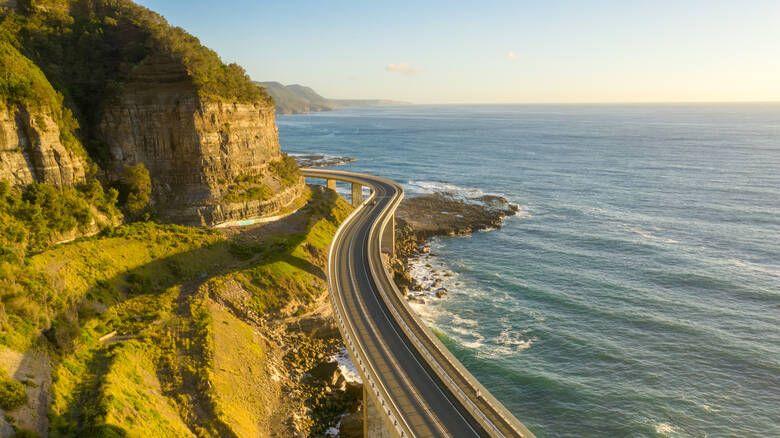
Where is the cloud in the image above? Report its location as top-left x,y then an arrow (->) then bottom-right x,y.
385,62 -> 424,73
507,51 -> 518,60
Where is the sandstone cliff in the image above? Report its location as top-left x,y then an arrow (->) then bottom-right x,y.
95,57 -> 303,225
0,103 -> 86,187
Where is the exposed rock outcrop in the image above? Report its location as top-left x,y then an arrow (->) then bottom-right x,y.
0,104 -> 86,187
96,57 -> 303,225
391,191 -> 520,293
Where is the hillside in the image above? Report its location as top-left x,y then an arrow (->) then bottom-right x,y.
0,186 -> 364,437
257,81 -> 409,114
0,1 -> 369,436
256,82 -> 333,114
0,0 -> 302,226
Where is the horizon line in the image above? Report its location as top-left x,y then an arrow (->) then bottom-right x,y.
326,100 -> 780,106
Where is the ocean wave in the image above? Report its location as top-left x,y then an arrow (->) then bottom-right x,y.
330,346 -> 362,384
404,180 -> 506,200
495,328 -> 537,352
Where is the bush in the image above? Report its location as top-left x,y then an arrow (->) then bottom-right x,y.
119,163 -> 151,217
0,370 -> 27,410
270,153 -> 300,188
0,178 -> 121,256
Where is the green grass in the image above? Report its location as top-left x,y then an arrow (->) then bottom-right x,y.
213,187 -> 350,317
1,186 -> 350,436
223,184 -> 272,203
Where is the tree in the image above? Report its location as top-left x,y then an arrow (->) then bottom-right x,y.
121,163 -> 151,217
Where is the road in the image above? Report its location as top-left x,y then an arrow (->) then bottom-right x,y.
302,168 -> 535,438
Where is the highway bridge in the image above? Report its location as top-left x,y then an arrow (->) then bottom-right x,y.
302,168 -> 536,438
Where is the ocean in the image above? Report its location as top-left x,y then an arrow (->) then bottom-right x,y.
277,104 -> 780,438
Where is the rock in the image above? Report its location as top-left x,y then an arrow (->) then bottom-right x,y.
0,104 -> 86,188
335,375 -> 347,391
96,55 -> 304,225
435,289 -> 448,298
308,361 -> 340,386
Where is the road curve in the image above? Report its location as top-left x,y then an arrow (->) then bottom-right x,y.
302,168 -> 536,438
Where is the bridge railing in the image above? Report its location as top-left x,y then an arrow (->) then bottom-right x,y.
364,181 -> 536,438
307,168 -> 535,438
319,177 -> 413,438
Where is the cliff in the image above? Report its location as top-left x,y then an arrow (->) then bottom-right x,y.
0,103 -> 86,187
0,0 -> 303,226
97,57 -> 303,225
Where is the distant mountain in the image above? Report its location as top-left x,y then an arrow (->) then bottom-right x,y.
255,82 -> 333,114
256,82 -> 410,114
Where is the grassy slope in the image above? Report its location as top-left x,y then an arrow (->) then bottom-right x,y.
0,187 -> 352,437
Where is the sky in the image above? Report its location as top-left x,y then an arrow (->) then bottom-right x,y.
135,0 -> 780,104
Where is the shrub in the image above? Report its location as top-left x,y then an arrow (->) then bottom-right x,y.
270,153 -> 300,188
0,370 -> 27,410
120,163 -> 151,217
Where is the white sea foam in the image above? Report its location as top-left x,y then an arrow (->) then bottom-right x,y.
655,423 -> 678,436
330,346 -> 362,384
404,180 -> 501,199
495,328 -> 537,352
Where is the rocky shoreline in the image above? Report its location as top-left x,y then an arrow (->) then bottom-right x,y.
390,191 -> 520,304
293,154 -> 357,168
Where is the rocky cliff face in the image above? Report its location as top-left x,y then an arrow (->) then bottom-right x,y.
96,57 -> 303,225
0,104 -> 86,187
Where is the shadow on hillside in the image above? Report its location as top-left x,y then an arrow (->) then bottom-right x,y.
38,186 -> 342,435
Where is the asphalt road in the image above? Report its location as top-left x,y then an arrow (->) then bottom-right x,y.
303,168 -> 534,438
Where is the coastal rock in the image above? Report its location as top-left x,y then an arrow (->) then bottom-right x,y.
0,104 -> 86,187
390,190 -> 520,301
96,56 -> 304,225
293,154 -> 356,168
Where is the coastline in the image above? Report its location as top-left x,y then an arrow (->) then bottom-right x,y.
389,191 -> 520,306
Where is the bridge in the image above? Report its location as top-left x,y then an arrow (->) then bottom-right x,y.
302,168 -> 536,438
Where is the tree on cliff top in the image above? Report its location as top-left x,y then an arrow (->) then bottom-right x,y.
3,0 -> 269,129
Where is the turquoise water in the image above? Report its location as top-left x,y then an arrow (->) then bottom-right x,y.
277,104 -> 780,438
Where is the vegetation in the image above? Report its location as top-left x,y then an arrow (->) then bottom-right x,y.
222,173 -> 272,203
0,179 -> 120,261
270,153 -> 301,188
256,81 -> 333,114
0,185 -> 352,435
119,163 -> 152,218
0,0 -> 270,165
0,368 -> 27,410
0,40 -> 86,159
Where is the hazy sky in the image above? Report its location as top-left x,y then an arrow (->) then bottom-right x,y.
136,0 -> 780,104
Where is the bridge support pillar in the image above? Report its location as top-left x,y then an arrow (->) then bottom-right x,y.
326,178 -> 337,191
363,386 -> 396,438
381,213 -> 395,257
351,183 -> 363,206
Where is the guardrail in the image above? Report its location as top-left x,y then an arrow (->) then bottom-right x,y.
365,181 -> 535,438
305,169 -> 535,438
324,187 -> 414,438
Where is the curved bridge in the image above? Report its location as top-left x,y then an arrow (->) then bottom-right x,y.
302,168 -> 536,438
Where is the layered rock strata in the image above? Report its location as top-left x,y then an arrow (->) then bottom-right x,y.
96,57 -> 303,225
0,104 -> 86,187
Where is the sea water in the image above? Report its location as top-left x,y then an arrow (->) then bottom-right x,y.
277,104 -> 780,438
